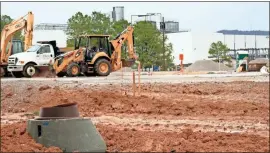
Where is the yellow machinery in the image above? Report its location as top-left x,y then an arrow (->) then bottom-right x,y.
51,26 -> 137,77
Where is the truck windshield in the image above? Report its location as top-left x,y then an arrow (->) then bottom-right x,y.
27,45 -> 41,52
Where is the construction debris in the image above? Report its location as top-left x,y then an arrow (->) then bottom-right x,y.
248,58 -> 269,71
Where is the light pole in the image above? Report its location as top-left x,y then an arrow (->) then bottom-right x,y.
146,13 -> 162,30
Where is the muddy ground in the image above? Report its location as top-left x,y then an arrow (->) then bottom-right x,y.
1,81 -> 269,152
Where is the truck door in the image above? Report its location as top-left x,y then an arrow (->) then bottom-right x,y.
37,45 -> 54,65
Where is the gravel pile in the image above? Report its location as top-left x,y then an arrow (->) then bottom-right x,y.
186,60 -> 232,72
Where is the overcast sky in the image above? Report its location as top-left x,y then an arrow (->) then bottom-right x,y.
1,2 -> 269,32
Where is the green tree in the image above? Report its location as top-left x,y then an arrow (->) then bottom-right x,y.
66,12 -> 91,47
133,21 -> 164,68
111,19 -> 129,37
66,11 -> 113,47
90,11 -> 113,34
1,15 -> 23,40
209,41 -> 231,63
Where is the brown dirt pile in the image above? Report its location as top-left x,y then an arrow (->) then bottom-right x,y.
1,82 -> 269,122
97,124 -> 269,152
2,122 -> 268,152
1,121 -> 62,152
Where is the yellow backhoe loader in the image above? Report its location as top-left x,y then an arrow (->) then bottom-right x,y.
48,25 -> 137,77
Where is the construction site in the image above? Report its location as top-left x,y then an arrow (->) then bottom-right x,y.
1,2 -> 270,152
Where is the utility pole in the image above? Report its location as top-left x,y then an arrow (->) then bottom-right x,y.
162,17 -> 165,71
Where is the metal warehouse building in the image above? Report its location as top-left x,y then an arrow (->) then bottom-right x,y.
167,30 -> 269,65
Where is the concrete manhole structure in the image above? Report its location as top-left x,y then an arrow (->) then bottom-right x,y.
27,103 -> 107,152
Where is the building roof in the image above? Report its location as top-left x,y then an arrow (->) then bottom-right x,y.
217,30 -> 269,36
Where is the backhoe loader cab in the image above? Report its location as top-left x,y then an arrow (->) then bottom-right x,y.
75,35 -> 112,61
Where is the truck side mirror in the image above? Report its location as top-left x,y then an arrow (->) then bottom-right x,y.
37,50 -> 40,54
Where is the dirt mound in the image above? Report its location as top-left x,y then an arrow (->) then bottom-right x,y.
249,58 -> 269,64
1,121 -> 268,152
38,85 -> 51,91
97,124 -> 269,152
1,82 -> 269,121
33,66 -> 57,78
186,60 -> 231,72
1,81 -> 269,152
1,121 -> 62,152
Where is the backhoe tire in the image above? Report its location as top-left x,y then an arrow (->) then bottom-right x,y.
66,62 -> 80,77
94,59 -> 111,76
11,72 -> 24,78
23,63 -> 37,78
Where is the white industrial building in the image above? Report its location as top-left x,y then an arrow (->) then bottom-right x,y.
112,6 -> 124,22
33,30 -> 68,47
33,23 -> 68,48
167,31 -> 269,65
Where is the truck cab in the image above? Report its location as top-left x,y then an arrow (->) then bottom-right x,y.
7,40 -> 60,78
0,39 -> 24,77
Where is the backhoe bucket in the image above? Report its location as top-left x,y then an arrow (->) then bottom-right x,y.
121,59 -> 136,67
32,65 -> 56,78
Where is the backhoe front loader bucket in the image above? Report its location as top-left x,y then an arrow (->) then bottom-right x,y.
32,65 -> 57,78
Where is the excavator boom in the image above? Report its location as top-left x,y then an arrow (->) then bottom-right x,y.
0,11 -> 34,64
0,11 -> 34,77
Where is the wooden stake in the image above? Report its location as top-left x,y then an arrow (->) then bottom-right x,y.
121,61 -> 123,79
138,63 -> 141,96
120,61 -> 123,95
132,71 -> 136,96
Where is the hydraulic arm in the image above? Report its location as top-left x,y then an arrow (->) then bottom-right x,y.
110,26 -> 137,71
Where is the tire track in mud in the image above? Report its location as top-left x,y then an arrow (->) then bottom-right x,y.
2,113 -> 268,137
90,115 -> 269,137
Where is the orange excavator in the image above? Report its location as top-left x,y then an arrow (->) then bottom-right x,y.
50,25 -> 137,77
0,11 -> 34,77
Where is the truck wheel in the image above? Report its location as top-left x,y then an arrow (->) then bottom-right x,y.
0,67 -> 5,77
23,63 -> 36,78
66,62 -> 80,77
11,72 -> 24,78
94,59 -> 111,76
